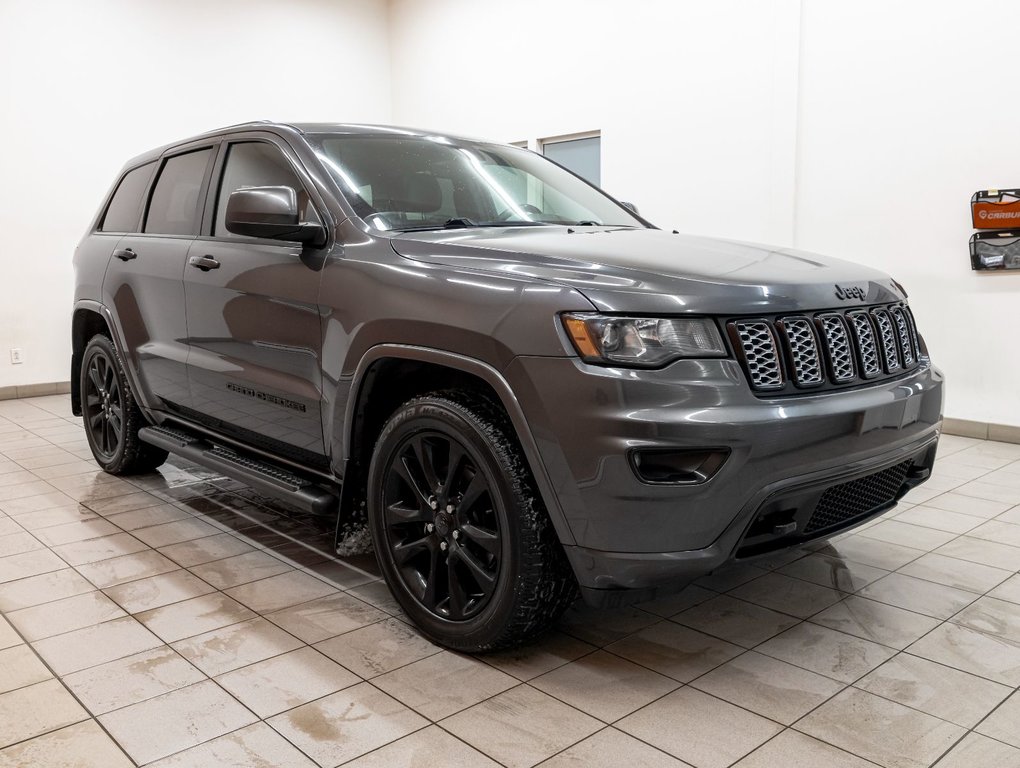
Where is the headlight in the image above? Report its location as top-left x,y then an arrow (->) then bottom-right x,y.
562,313 -> 727,367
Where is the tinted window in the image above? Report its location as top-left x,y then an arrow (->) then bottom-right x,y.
144,149 -> 212,235
101,163 -> 155,232
215,142 -> 318,238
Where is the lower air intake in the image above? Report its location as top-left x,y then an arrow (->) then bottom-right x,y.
804,460 -> 913,534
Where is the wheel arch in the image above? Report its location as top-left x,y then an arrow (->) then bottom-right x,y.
337,345 -> 575,547
70,303 -> 114,416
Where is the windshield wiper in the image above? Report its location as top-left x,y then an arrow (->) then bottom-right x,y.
393,218 -> 548,233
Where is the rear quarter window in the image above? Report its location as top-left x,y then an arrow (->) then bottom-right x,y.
100,162 -> 156,233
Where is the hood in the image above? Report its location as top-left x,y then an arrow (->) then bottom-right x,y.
390,226 -> 904,315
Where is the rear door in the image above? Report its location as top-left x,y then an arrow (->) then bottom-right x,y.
104,144 -> 216,412
183,135 -> 329,464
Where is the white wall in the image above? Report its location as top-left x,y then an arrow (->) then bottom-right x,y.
794,0 -> 1020,426
389,0 -> 1020,427
0,0 -> 392,388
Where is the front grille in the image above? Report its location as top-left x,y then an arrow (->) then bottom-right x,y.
729,303 -> 922,395
804,460 -> 913,534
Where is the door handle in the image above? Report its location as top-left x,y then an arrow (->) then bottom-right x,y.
112,248 -> 136,261
188,254 -> 221,271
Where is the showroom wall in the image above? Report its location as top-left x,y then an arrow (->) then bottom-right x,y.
0,0 -> 392,390
388,0 -> 1020,427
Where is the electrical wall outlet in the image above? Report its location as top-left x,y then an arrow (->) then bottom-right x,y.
10,348 -> 23,365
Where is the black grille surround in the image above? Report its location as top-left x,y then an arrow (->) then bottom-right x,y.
727,303 -> 923,397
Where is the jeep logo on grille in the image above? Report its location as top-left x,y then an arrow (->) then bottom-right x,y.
834,284 -> 866,302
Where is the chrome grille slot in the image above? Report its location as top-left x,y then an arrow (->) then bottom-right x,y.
734,321 -> 783,390
904,307 -> 921,358
817,314 -> 856,382
777,317 -> 823,386
872,309 -> 901,372
847,311 -> 881,379
889,306 -> 915,366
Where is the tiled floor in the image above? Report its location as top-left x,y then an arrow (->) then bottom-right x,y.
1,395 -> 1019,767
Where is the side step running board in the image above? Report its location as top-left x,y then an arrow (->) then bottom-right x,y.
139,425 -> 338,517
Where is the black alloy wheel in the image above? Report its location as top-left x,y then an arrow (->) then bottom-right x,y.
83,346 -> 124,461
381,430 -> 501,621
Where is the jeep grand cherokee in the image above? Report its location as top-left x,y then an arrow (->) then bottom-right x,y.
72,122 -> 943,650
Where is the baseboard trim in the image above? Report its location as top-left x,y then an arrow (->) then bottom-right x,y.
943,417 -> 1020,445
0,381 -> 72,401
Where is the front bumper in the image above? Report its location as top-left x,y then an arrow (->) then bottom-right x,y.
504,355 -> 944,605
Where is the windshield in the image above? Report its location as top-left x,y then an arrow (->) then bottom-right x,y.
310,133 -> 645,231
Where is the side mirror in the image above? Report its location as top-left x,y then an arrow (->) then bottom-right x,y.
620,201 -> 640,215
225,186 -> 325,245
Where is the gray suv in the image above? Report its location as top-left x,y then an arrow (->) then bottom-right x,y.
72,121 -> 944,650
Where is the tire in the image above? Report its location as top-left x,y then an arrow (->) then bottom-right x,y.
367,390 -> 577,652
80,334 -> 168,475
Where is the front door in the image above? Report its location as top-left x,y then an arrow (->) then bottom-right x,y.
183,138 -> 328,464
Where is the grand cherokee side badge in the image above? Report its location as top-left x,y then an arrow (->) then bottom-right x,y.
834,284 -> 866,301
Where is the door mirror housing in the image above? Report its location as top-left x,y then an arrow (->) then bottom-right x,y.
225,186 -> 325,245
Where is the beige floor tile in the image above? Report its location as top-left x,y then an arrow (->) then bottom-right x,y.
0,720 -> 133,768
51,532 -> 148,566
606,620 -> 744,683
618,687 -> 782,768
0,548 -> 66,583
857,519 -> 958,550
894,504 -> 985,534
346,579 -> 404,615
158,532 -> 256,567
898,552 -> 1012,594
691,650 -> 843,725
934,536 -> 1020,571
268,682 -> 428,766
344,724 -> 501,767
190,549 -> 292,589
0,531 -> 43,557
811,595 -> 940,649
131,517 -> 222,548
0,480 -> 57,503
673,595 -> 801,648
936,732 -> 1020,768
0,643 -> 52,694
858,653 -> 1010,728
104,503 -> 191,531
975,690 -> 1020,749
990,574 -> 1020,605
954,481 -> 1020,505
0,490 -> 78,516
859,572 -> 978,619
216,646 -> 359,718
969,519 -> 1020,548
821,535 -> 926,570
728,572 -> 844,618
0,567 -> 95,611
76,549 -> 178,588
82,490 -> 167,515
7,590 -> 124,640
314,617 -> 440,679
530,650 -> 678,723
99,679 -> 257,764
483,631 -> 595,682
301,557 -> 379,590
925,492 -> 1014,518
32,615 -> 163,675
909,621 -> 1020,686
636,584 -> 717,618
733,729 -> 874,767
137,592 -> 257,643
0,679 -> 88,748
777,553 -> 888,593
757,622 -> 895,683
694,562 -> 769,592
147,722 -> 318,768
0,617 -> 17,650
539,727 -> 687,767
951,595 -> 1020,642
555,603 -> 661,646
32,518 -> 120,547
224,570 -> 337,614
62,645 -> 205,715
444,685 -> 601,768
171,616 -> 303,677
796,688 -> 964,768
0,519 -> 20,538
374,650 -> 520,720
103,569 -> 215,613
265,591 -> 387,644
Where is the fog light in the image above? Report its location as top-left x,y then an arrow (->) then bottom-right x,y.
630,449 -> 729,484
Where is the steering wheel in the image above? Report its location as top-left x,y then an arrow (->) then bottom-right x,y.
496,203 -> 543,222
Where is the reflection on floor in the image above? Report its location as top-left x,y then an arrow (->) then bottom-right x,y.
1,394 -> 1020,767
